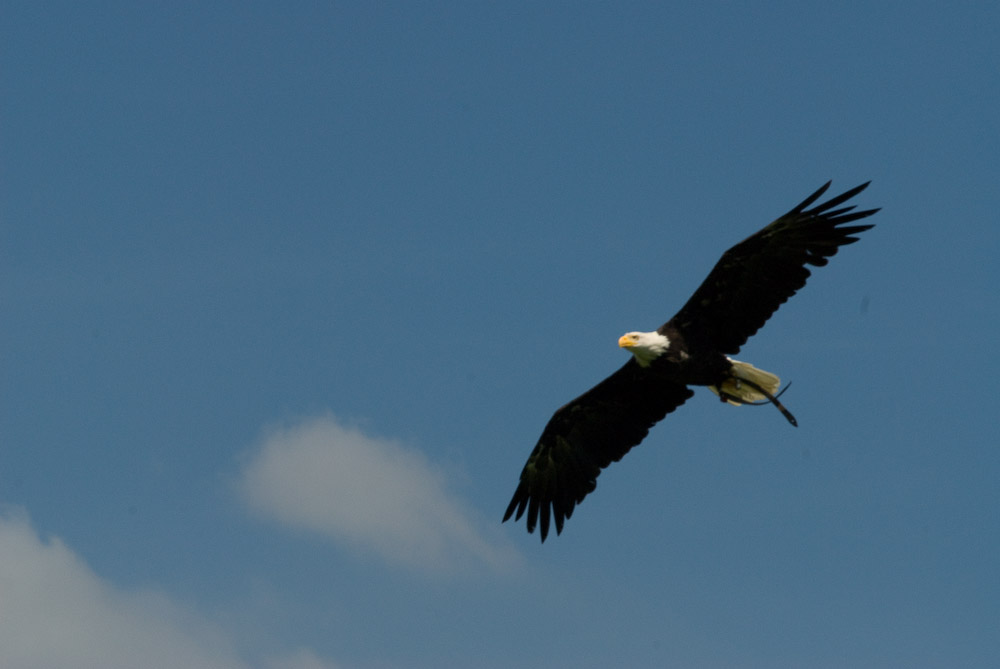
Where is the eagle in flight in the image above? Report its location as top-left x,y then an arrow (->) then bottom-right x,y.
503,181 -> 878,541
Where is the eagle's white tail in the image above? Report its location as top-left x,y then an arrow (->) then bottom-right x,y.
709,358 -> 780,406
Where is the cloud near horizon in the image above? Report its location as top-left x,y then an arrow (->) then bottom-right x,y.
236,414 -> 518,572
0,511 -> 340,669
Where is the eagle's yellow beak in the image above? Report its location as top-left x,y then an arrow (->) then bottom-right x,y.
618,334 -> 636,349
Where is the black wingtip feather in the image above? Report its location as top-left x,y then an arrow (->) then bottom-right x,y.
791,180 -> 833,214
501,492 -> 521,523
539,501 -> 551,541
805,182 -> 872,216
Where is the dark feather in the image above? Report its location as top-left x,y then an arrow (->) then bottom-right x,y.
503,360 -> 693,541
665,182 -> 878,353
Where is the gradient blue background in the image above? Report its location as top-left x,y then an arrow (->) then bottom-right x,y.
2,3 -> 998,667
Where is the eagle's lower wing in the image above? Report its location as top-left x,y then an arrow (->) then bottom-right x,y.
665,181 -> 878,354
503,360 -> 694,541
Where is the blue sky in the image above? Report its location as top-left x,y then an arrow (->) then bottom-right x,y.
2,2 -> 998,667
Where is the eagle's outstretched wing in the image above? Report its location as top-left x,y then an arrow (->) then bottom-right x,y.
503,360 -> 693,541
665,181 -> 878,353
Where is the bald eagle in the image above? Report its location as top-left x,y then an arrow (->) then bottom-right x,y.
503,181 -> 878,541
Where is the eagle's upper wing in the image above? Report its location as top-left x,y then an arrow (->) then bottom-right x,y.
664,181 -> 878,354
503,360 -> 694,541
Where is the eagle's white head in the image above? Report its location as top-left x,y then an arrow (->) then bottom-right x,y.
618,330 -> 671,367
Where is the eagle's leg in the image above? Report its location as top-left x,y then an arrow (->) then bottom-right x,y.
718,389 -> 739,404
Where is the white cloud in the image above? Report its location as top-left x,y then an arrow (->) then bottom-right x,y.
0,511 -> 340,669
237,414 -> 518,572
